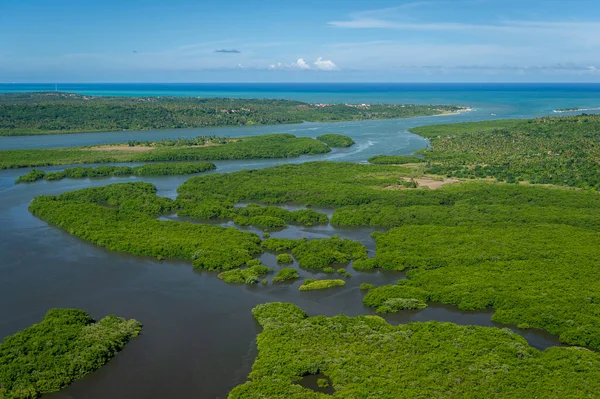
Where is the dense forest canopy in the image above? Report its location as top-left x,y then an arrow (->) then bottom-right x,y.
228,303 -> 600,398
29,182 -> 263,270
0,133 -> 336,169
411,115 -> 600,189
0,309 -> 141,399
0,92 -> 463,136
15,162 -> 216,183
367,155 -> 426,164
28,161 -> 600,347
315,134 -> 355,148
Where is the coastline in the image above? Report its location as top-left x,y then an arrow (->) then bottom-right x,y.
434,106 -> 473,116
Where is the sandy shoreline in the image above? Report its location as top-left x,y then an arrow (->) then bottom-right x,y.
435,107 -> 473,117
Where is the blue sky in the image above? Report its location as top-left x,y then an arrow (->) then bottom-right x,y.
2,0 -> 600,82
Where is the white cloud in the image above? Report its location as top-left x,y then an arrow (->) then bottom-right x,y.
292,58 -> 310,69
314,57 -> 338,71
270,58 -> 311,70
327,3 -> 600,49
268,57 -> 339,71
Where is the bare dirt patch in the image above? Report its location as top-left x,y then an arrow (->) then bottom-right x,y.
384,177 -> 459,190
88,142 -> 225,152
88,145 -> 155,152
415,177 -> 459,189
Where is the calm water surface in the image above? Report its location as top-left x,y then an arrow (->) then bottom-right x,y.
1,85 -> 596,398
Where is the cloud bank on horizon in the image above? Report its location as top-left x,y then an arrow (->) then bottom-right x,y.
1,0 -> 600,82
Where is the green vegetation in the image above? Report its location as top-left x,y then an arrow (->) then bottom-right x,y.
128,162 -> 215,176
15,162 -> 216,183
217,262 -> 273,284
276,253 -> 294,264
229,303 -> 600,398
230,204 -> 328,228
290,237 -> 367,270
0,92 -> 462,136
0,308 -> 141,399
261,236 -> 366,270
299,279 -> 346,291
361,223 -> 600,346
316,379 -> 329,389
316,134 -> 355,148
359,283 -> 375,291
1,134 -> 331,169
272,268 -> 300,282
177,161 -> 600,346
14,169 -> 46,183
367,155 -> 426,164
363,284 -> 429,313
411,115 -> 600,189
336,268 -> 352,278
261,238 -> 303,252
126,135 -> 235,148
177,162 -> 412,208
180,202 -> 328,228
29,182 -> 262,271
28,156 -> 600,345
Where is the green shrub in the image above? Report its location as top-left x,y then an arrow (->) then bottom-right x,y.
261,238 -> 303,252
276,253 -> 294,264
217,264 -> 273,284
0,309 -> 141,399
316,134 -> 355,148
376,298 -> 428,313
15,163 -> 215,183
248,215 -> 287,228
15,169 -> 46,183
317,378 -> 330,388
29,182 -> 263,273
352,258 -> 378,271
299,279 -> 346,291
245,275 -> 260,285
337,268 -> 352,277
291,236 -> 367,270
234,205 -> 328,227
368,155 -> 426,164
360,283 -> 375,290
272,268 -> 300,282
363,285 -> 430,313
231,302 -> 600,398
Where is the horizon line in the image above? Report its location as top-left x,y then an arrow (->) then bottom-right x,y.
2,81 -> 600,85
